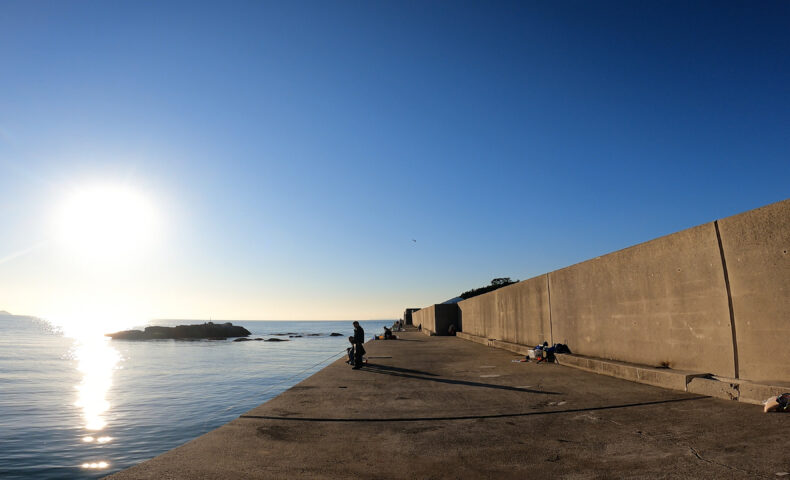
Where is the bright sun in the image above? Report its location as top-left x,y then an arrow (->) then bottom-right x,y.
55,184 -> 159,263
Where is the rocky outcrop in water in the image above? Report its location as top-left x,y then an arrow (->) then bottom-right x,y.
106,322 -> 251,340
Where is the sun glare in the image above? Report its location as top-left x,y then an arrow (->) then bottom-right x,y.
55,184 -> 159,264
73,335 -> 120,431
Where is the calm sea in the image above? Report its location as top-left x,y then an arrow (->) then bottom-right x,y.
0,315 -> 392,479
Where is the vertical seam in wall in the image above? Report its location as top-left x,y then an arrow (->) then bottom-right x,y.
714,220 -> 739,379
547,273 -> 554,345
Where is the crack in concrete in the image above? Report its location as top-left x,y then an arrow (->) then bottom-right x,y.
629,428 -> 774,479
687,445 -> 772,479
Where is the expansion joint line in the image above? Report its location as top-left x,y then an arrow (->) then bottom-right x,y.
714,220 -> 739,379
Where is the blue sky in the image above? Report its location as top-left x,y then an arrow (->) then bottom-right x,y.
0,1 -> 788,322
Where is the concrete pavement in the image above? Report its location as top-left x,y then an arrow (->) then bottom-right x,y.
107,331 -> 789,479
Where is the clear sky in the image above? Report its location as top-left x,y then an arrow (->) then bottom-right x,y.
0,1 -> 788,323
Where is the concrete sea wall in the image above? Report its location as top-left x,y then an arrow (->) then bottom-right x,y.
458,275 -> 551,346
547,221 -> 735,377
718,201 -> 790,383
430,198 -> 789,384
412,304 -> 458,336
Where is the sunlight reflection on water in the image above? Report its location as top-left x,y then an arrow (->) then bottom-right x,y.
73,337 -> 119,431
69,335 -> 119,472
43,308 -> 137,474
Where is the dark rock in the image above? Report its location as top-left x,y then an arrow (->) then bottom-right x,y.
306,333 -> 321,336
289,335 -> 303,338
107,322 -> 251,340
144,326 -> 171,339
234,338 -> 252,342
254,338 -> 264,341
106,329 -> 147,340
265,338 -> 289,342
330,332 -> 343,336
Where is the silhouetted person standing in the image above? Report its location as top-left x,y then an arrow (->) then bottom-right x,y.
352,321 -> 365,369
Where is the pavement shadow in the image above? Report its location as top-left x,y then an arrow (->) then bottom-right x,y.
239,396 -> 709,423
359,364 -> 560,395
361,364 -> 439,376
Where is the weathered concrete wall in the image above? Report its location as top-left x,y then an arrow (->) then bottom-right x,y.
403,308 -> 420,326
548,222 -> 735,376
411,304 -> 458,335
411,306 -> 435,333
458,275 -> 551,347
440,198 -> 790,383
718,199 -> 790,383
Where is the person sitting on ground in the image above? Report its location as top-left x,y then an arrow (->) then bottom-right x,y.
346,336 -> 356,366
536,341 -> 556,364
384,326 -> 393,339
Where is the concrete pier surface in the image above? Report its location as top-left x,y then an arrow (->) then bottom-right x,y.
107,332 -> 788,479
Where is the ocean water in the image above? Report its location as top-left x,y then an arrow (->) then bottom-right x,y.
0,315 -> 391,479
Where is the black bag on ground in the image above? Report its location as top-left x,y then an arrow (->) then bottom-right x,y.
554,343 -> 571,354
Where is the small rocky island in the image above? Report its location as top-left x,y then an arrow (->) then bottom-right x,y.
106,322 -> 251,340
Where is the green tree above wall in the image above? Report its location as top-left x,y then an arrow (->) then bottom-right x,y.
460,277 -> 518,300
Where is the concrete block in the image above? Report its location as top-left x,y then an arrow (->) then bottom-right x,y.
490,339 -> 532,356
456,331 -> 488,346
687,377 -> 740,401
737,381 -> 790,406
555,354 -> 696,392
